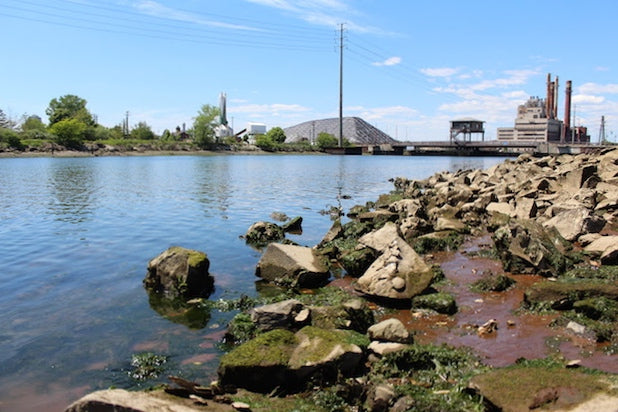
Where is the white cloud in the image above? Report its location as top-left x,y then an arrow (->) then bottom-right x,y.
242,0 -> 385,33
133,0 -> 262,31
372,56 -> 402,67
578,82 -> 618,95
573,94 -> 605,104
420,67 -> 459,77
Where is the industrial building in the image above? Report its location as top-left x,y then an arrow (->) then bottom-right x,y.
497,74 -> 589,143
283,117 -> 396,145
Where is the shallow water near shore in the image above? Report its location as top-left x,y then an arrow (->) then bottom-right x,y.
1,154 -> 508,411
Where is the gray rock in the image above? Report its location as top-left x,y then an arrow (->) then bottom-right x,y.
255,243 -> 330,288
358,222 -> 401,252
584,235 -> 618,254
601,244 -> 618,265
144,246 -> 213,299
486,202 -> 515,217
543,208 -> 605,241
434,216 -> 467,232
65,389 -> 209,412
354,236 -> 434,300
367,318 -> 411,343
250,299 -> 306,331
368,341 -> 409,356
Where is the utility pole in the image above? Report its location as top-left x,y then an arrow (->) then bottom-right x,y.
338,23 -> 345,148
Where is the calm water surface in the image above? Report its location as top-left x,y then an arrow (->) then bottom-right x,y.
0,154 -> 502,411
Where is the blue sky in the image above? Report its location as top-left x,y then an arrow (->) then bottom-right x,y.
1,0 -> 617,141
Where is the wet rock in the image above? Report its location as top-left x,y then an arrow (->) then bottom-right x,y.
367,318 -> 411,343
255,243 -> 330,288
244,221 -> 284,246
308,298 -> 374,333
411,292 -> 458,315
250,299 -> 307,331
492,220 -> 574,276
319,219 -> 343,245
144,246 -> 213,299
281,216 -> 303,233
218,327 -> 363,393
524,279 -> 618,309
469,365 -> 615,412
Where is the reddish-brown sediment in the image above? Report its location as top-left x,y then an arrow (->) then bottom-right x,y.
350,235 -> 618,373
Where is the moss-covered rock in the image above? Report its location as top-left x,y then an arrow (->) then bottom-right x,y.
523,279 -> 618,310
244,221 -> 285,246
469,361 -> 618,412
470,273 -> 516,292
411,292 -> 458,315
411,231 -> 464,254
144,246 -> 213,299
218,329 -> 298,393
218,326 -> 365,393
492,220 -> 578,276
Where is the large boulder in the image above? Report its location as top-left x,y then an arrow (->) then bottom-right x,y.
354,232 -> 435,301
144,246 -> 213,299
542,207 -> 605,241
255,243 -> 330,288
65,388 -> 218,412
492,221 -> 574,276
469,366 -> 617,412
218,326 -> 364,393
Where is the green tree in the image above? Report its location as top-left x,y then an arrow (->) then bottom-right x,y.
193,104 -> 219,149
21,115 -> 46,132
49,118 -> 87,149
316,132 -> 338,149
130,121 -> 156,140
266,126 -> 286,144
46,94 -> 95,126
0,128 -> 25,149
254,134 -> 277,151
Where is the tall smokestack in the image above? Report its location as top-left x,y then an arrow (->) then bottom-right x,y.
546,73 -> 552,118
548,81 -> 555,119
553,76 -> 559,119
563,80 -> 572,143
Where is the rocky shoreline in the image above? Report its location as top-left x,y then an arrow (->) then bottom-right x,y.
67,149 -> 618,411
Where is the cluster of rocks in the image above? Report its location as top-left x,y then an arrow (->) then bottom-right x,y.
68,148 -> 618,411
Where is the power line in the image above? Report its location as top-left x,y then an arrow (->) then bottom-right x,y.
1,0 -> 333,52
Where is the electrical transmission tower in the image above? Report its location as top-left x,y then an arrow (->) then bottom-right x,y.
599,115 -> 606,145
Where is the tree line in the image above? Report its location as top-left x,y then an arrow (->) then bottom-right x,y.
0,94 -> 348,152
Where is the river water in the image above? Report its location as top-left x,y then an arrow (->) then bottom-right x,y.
0,154 -> 503,411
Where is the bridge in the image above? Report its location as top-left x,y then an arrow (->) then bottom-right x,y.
327,140 -> 610,156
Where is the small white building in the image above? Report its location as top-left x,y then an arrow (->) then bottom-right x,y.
245,122 -> 267,144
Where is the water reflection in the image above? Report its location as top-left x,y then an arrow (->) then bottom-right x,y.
47,161 -> 97,224
146,292 -> 212,329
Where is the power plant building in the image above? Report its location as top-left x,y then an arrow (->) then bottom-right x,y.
498,74 -> 589,143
